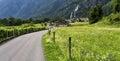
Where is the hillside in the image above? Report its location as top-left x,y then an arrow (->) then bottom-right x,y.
53,0 -> 112,18
0,0 -> 111,19
0,0 -> 54,19
102,0 -> 113,16
95,13 -> 120,27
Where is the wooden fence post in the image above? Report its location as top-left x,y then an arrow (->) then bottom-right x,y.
48,29 -> 51,35
13,29 -> 15,37
7,30 -> 8,38
69,37 -> 72,61
53,32 -> 55,42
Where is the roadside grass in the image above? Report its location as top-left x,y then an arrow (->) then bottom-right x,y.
43,22 -> 120,61
0,23 -> 46,44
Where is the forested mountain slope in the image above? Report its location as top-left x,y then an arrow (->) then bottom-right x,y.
0,0 -> 111,19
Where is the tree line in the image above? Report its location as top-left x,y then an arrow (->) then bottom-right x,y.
0,16 -> 62,26
0,17 -> 50,26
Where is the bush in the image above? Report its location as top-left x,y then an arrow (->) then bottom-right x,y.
109,13 -> 120,24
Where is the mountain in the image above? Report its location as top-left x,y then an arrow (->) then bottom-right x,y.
52,0 -> 112,19
103,0 -> 113,16
0,0 -> 54,19
0,0 -> 112,19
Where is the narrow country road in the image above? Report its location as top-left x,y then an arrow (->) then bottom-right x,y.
0,30 -> 48,61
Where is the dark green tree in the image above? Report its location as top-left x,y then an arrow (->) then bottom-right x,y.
88,5 -> 103,24
28,18 -> 33,23
14,18 -> 24,26
0,18 -> 8,25
52,17 -> 62,22
8,16 -> 15,26
113,0 -> 120,13
43,18 -> 50,22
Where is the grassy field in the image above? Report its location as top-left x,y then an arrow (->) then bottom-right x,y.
43,22 -> 120,61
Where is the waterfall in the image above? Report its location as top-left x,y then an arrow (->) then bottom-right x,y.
70,12 -> 73,19
70,5 -> 79,19
74,5 -> 79,12
74,5 -> 79,18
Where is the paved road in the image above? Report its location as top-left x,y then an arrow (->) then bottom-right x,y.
0,30 -> 48,61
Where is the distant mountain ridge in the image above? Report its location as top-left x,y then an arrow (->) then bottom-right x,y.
0,0 -> 112,19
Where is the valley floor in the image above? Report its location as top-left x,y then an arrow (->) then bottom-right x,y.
43,22 -> 120,61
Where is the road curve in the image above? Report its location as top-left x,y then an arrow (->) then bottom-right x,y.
0,30 -> 48,61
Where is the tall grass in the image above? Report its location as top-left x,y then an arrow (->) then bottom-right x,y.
0,24 -> 46,43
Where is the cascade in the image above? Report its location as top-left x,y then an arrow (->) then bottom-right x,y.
74,5 -> 79,18
70,5 -> 79,19
70,12 -> 73,19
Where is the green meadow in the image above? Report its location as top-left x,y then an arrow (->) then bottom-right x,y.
43,22 -> 120,61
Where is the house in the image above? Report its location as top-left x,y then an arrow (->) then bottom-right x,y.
68,18 -> 88,22
47,21 -> 54,26
80,18 -> 88,22
55,20 -> 71,27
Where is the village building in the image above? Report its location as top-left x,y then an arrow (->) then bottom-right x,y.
55,20 -> 71,27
